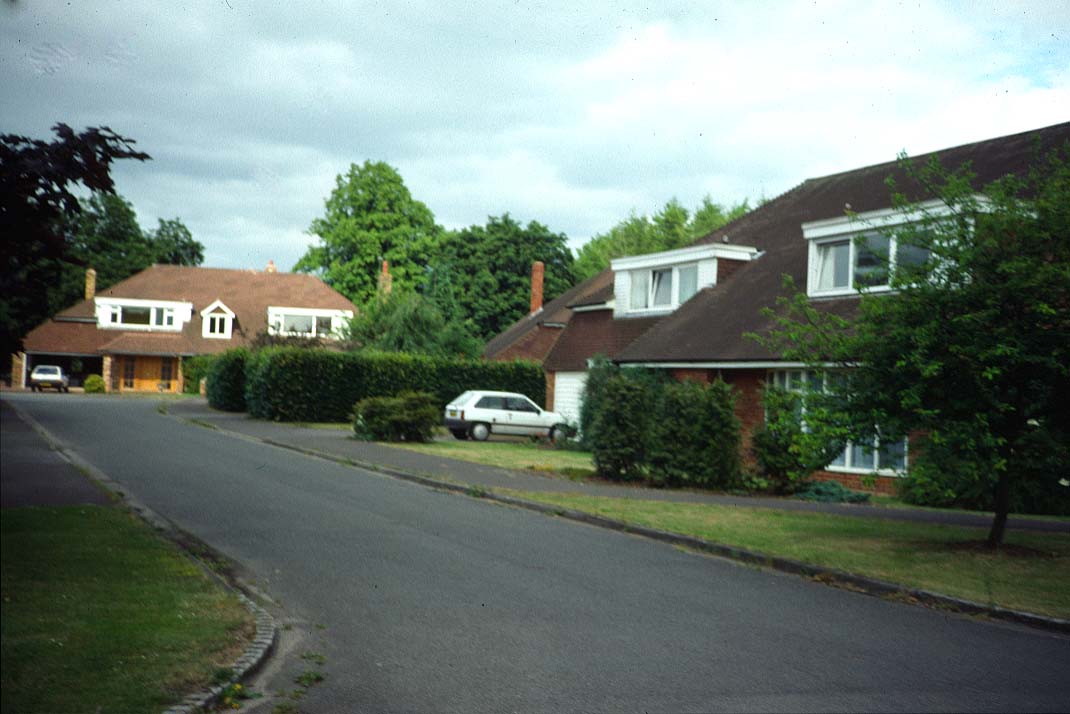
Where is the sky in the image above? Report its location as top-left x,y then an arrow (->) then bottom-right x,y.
2,1 -> 1068,272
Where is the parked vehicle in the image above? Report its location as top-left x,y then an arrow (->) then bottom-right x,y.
444,390 -> 567,442
29,365 -> 70,392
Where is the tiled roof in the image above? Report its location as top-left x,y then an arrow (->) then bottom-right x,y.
616,122 -> 1070,364
543,310 -> 662,372
23,265 -> 356,357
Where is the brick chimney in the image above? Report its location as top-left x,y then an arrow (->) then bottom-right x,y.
529,261 -> 545,314
265,260 -> 277,273
378,260 -> 393,295
84,267 -> 97,301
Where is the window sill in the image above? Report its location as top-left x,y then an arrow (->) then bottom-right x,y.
824,465 -> 905,478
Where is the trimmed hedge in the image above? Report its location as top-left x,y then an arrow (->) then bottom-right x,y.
354,391 -> 439,442
244,347 -> 544,422
206,348 -> 249,412
83,374 -> 106,394
181,355 -> 215,394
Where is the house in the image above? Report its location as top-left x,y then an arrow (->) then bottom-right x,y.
488,121 -> 1070,493
13,262 -> 356,393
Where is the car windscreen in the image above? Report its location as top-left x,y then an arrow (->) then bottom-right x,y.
34,367 -> 60,375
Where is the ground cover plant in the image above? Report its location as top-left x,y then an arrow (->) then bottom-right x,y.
1,506 -> 253,714
500,490 -> 1070,619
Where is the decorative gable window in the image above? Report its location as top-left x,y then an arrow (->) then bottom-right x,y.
200,300 -> 235,339
612,243 -> 758,318
267,307 -> 353,339
95,298 -> 192,332
802,199 -> 972,297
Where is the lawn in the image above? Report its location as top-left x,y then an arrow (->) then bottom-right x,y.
500,490 -> 1070,620
382,438 -> 596,478
1,506 -> 254,714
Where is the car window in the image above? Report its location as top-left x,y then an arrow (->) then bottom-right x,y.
35,367 -> 59,375
475,396 -> 505,409
505,397 -> 538,413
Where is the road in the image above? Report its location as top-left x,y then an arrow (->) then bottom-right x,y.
6,392 -> 1069,713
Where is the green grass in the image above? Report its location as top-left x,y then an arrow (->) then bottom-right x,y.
501,490 -> 1070,619
1,506 -> 254,714
382,439 -> 596,478
292,422 -> 351,431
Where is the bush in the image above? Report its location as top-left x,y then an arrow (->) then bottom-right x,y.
795,480 -> 871,504
206,348 -> 248,412
590,375 -> 651,481
181,355 -> 215,394
648,379 -> 741,489
354,391 -> 439,442
578,357 -> 616,447
83,374 -> 105,394
243,347 -> 544,422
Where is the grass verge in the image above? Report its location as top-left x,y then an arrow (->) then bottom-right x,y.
382,439 -> 595,478
500,489 -> 1070,620
1,506 -> 254,714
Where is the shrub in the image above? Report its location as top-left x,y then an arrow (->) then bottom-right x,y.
354,391 -> 439,442
206,348 -> 248,412
795,480 -> 871,504
578,357 -> 616,447
647,379 -> 741,489
83,374 -> 105,394
243,347 -> 544,422
181,355 -> 215,394
590,375 -> 653,481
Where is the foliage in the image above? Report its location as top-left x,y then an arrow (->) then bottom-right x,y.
749,386 -> 851,494
577,357 -> 617,448
243,347 -> 544,422
794,480 -> 871,504
431,214 -> 575,339
573,196 -> 749,282
344,288 -> 482,357
353,391 -> 439,442
759,146 -> 1070,544
590,375 -> 652,482
149,217 -> 204,266
206,348 -> 248,412
181,355 -> 215,394
82,374 -> 106,393
294,161 -> 441,304
648,379 -> 742,489
0,124 -> 149,371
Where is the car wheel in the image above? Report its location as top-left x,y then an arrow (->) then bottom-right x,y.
549,426 -> 565,444
470,423 -> 490,441
64,386 -> 70,393
450,429 -> 468,440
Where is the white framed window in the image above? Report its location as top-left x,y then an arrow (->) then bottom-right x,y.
200,300 -> 235,339
768,369 -> 907,475
626,262 -> 701,312
267,306 -> 353,339
95,298 -> 191,332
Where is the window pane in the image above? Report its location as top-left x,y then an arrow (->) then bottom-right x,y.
816,241 -> 850,290
878,438 -> 907,471
316,315 -> 333,336
850,441 -> 876,470
896,241 -> 931,274
630,271 -> 649,309
153,309 -> 165,325
651,268 -> 672,306
678,264 -> 698,303
476,396 -> 504,409
282,314 -> 314,334
122,306 -> 151,325
855,234 -> 890,288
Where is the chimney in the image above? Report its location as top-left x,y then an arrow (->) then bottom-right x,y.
378,260 -> 393,295
265,260 -> 277,273
529,261 -> 545,314
85,267 -> 97,301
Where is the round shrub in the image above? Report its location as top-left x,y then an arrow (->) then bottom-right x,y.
83,374 -> 106,394
354,391 -> 439,442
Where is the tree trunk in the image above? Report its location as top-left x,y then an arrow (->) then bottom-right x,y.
986,470 -> 1012,549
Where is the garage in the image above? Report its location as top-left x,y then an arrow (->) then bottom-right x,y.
552,371 -> 587,427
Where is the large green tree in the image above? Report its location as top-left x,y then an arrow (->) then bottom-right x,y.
344,289 -> 482,358
1,124 -> 150,371
149,217 -> 204,266
431,214 -> 575,340
573,196 -> 749,281
294,161 -> 441,304
762,147 -> 1070,547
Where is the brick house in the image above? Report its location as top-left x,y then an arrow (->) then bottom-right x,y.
487,122 -> 1070,493
13,263 -> 356,393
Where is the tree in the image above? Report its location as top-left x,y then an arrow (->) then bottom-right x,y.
573,196 -> 750,282
761,147 -> 1070,547
0,124 -> 149,370
344,289 -> 482,358
150,217 -> 204,266
294,161 -> 441,304
431,214 -> 575,339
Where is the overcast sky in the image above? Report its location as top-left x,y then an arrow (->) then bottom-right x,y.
3,1 -> 1068,272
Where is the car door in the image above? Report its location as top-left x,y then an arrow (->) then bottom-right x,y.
504,396 -> 548,436
473,395 -> 508,434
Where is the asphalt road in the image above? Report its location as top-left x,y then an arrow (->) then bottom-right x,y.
7,392 -> 1069,713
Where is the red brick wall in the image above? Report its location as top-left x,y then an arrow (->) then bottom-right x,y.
671,368 -> 710,384
810,470 -> 900,496
720,369 -> 766,467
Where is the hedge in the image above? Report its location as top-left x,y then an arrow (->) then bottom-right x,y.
206,348 -> 249,412
354,391 -> 439,442
244,347 -> 545,422
181,355 -> 215,394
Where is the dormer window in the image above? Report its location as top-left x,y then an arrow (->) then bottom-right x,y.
95,298 -> 191,332
201,300 -> 235,339
267,306 -> 353,339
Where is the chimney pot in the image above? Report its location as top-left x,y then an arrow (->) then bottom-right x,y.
529,261 -> 545,314
265,260 -> 277,273
85,267 -> 97,301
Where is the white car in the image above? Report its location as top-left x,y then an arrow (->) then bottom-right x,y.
29,365 -> 70,392
444,390 -> 568,442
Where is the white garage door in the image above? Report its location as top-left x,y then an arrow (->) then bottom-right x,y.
553,371 -> 587,427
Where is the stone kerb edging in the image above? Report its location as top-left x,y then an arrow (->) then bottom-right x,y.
7,401 -> 279,714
